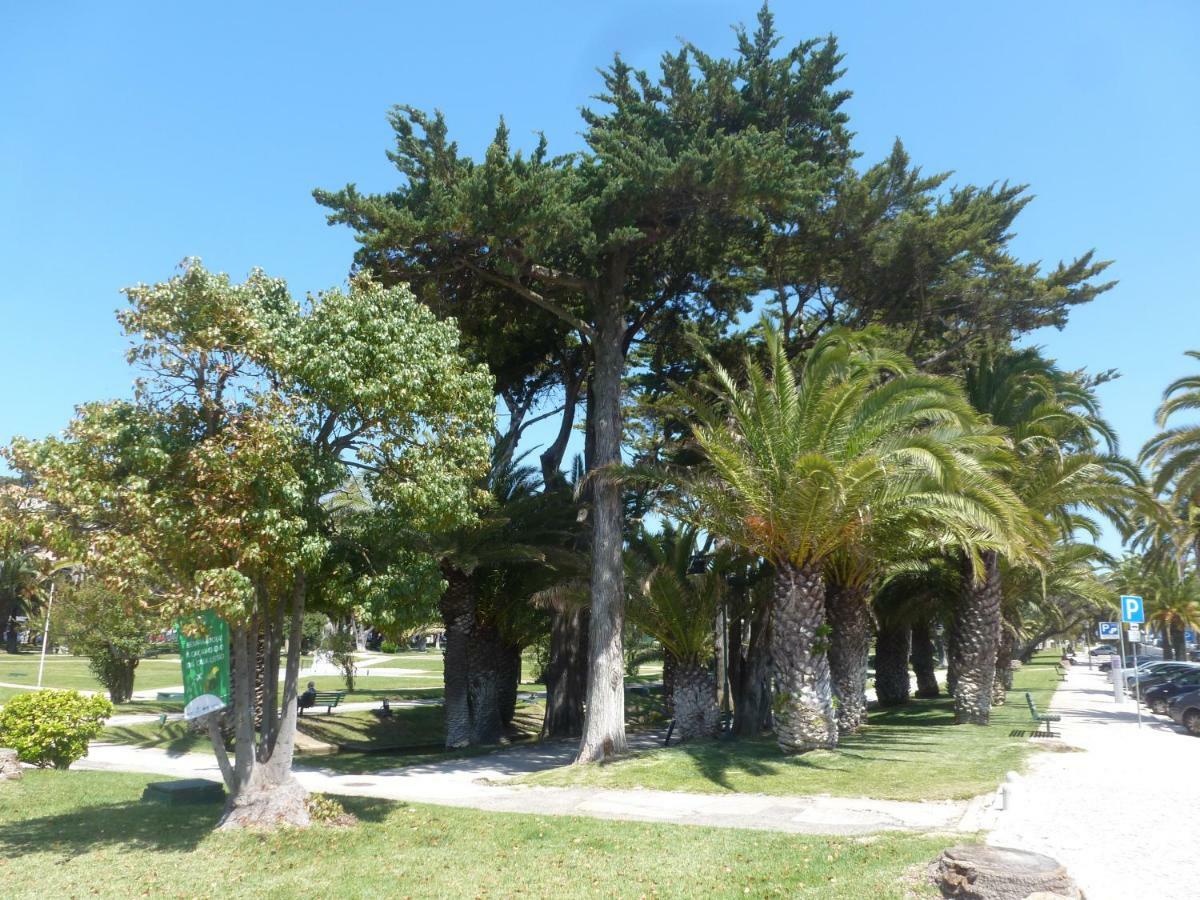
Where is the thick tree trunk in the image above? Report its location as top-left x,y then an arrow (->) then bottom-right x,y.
874,619 -> 911,707
825,582 -> 871,734
467,619 -> 503,745
498,642 -> 522,727
542,607 -> 587,739
0,602 -> 15,653
1172,624 -> 1187,662
770,562 -> 837,752
110,658 -> 138,705
945,617 -> 960,695
951,551 -> 1002,725
671,659 -> 718,740
577,298 -> 628,763
733,597 -> 772,737
439,563 -> 475,749
911,619 -> 940,699
992,620 -> 1016,706
661,652 -> 676,718
217,574 -> 309,829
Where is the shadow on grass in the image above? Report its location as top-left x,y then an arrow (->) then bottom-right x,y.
0,799 -> 218,859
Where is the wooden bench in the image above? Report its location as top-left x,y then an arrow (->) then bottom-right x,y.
1025,691 -> 1061,737
1053,663 -> 1068,681
299,690 -> 345,715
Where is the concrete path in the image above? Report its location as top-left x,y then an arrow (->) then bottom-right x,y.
987,662 -> 1200,900
77,733 -> 976,836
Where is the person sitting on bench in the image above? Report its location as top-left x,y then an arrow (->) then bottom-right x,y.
298,681 -> 317,712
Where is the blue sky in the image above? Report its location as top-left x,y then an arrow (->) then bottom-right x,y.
3,1 -> 1198,551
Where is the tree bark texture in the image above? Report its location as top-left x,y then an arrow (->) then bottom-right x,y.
216,573 -> 310,829
874,619 -> 911,707
992,619 -> 1016,706
825,582 -> 871,734
671,660 -> 719,740
661,652 -> 676,718
439,563 -> 475,749
498,642 -> 522,727
467,619 -> 503,745
542,607 -> 587,739
577,297 -> 628,763
910,619 -> 940,699
732,598 -> 773,737
951,550 -> 1002,725
770,562 -> 837,752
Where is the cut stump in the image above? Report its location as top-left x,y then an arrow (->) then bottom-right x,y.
935,845 -> 1082,899
0,748 -> 21,781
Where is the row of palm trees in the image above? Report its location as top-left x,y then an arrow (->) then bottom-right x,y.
403,334 -> 1200,756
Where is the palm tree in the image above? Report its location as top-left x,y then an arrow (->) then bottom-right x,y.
674,325 -> 1016,752
0,550 -> 42,653
955,348 -> 1140,723
628,524 -> 725,740
1141,351 -> 1200,559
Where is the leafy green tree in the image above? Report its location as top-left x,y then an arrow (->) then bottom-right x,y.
58,580 -> 154,704
315,9 -> 852,762
669,325 -> 1016,751
6,262 -> 492,828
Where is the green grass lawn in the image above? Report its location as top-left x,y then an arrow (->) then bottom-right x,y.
0,654 -> 186,693
521,654 -> 1062,802
0,770 -> 947,899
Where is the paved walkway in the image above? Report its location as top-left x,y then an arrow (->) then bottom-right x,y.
988,661 -> 1199,900
77,733 -> 978,836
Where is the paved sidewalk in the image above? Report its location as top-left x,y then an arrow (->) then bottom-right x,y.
77,734 -> 975,836
988,662 -> 1199,900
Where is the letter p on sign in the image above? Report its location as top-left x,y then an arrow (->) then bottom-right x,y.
1120,595 -> 1144,623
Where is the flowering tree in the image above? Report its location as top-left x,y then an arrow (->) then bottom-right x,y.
7,261 -> 492,828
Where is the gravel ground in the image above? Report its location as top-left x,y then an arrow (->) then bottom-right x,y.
987,661 -> 1199,900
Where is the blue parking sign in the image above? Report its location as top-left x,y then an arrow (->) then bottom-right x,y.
1120,595 -> 1144,624
1186,629 -> 1196,643
1098,622 -> 1119,639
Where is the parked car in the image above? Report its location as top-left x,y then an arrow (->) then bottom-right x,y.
1089,645 -> 1118,657
1166,688 -> 1200,735
1120,660 -> 1180,688
1144,669 -> 1200,714
1126,662 -> 1200,695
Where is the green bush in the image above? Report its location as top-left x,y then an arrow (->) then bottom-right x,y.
380,640 -> 398,654
0,690 -> 113,769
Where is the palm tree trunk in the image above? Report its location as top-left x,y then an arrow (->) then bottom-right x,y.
1161,624 -> 1174,661
951,550 -> 1002,725
874,619 -> 911,706
1172,624 -> 1187,662
577,298 -> 628,763
911,619 -> 940,698
498,642 -> 522,727
542,607 -> 587,738
467,619 -> 503,745
825,582 -> 871,733
770,562 -> 836,752
439,563 -> 475,749
732,599 -> 772,737
661,652 -> 676,718
671,659 -> 719,740
992,621 -> 1016,706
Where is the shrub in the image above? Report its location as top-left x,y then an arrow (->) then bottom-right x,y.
380,640 -> 398,654
0,690 -> 112,769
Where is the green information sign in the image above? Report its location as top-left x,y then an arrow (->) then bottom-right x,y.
178,609 -> 231,706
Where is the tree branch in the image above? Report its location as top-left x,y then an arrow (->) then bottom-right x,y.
459,258 -> 595,339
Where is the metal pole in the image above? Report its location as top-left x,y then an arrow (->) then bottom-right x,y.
1115,626 -> 1127,703
1132,629 -> 1142,729
36,582 -> 54,689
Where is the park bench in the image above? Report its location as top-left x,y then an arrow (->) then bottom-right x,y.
299,690 -> 345,715
1053,663 -> 1068,681
1025,691 -> 1061,737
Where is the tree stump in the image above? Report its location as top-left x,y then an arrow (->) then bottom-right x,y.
935,845 -> 1082,899
0,748 -> 21,781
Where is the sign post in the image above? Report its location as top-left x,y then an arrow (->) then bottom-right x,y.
1119,596 -> 1144,729
178,609 -> 231,715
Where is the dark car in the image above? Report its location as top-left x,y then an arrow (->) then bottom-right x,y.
1166,688 -> 1200,735
1127,662 -> 1200,695
1144,669 -> 1200,714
